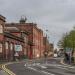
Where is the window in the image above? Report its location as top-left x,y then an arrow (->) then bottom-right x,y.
0,43 -> 2,53
0,24 -> 3,33
5,42 -> 8,49
10,43 -> 13,51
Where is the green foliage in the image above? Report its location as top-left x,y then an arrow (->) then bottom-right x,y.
58,27 -> 75,49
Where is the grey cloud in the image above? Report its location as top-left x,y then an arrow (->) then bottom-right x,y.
0,0 -> 75,48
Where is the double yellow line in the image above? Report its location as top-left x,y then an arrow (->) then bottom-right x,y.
1,63 -> 16,75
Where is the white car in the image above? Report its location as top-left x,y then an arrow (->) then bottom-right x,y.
54,54 -> 57,57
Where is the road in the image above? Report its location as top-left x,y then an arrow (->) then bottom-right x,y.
0,68 -> 8,75
5,58 -> 75,75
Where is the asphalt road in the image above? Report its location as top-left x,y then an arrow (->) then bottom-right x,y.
0,70 -> 8,75
6,58 -> 75,75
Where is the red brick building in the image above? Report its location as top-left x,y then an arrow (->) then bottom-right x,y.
43,37 -> 54,57
0,15 -> 29,61
5,27 -> 29,59
0,15 -> 5,60
5,19 -> 44,59
4,31 -> 24,61
0,15 -> 53,60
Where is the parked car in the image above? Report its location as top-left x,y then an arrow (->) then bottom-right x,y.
54,53 -> 57,57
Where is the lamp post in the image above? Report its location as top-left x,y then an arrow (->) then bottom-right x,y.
44,29 -> 49,64
46,29 -> 48,52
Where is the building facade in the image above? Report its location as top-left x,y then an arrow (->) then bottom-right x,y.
0,15 -> 54,61
0,15 -> 5,60
4,32 -> 24,61
0,15 -> 29,61
5,20 -> 44,59
5,27 -> 29,59
43,37 -> 54,57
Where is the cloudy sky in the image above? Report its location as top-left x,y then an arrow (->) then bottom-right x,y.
0,0 -> 75,48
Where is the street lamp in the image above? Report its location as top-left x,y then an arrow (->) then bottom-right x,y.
44,29 -> 49,64
45,29 -> 50,55
46,29 -> 48,39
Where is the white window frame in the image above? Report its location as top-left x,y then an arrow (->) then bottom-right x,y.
0,24 -> 3,33
5,42 -> 9,49
0,43 -> 2,53
10,43 -> 13,51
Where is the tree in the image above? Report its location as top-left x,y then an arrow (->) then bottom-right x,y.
58,27 -> 75,63
58,27 -> 75,51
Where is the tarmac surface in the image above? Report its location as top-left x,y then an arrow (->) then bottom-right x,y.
3,58 -> 75,75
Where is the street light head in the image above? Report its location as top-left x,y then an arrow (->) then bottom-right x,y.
46,29 -> 48,32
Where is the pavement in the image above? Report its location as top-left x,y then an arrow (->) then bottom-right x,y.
0,70 -> 9,75
0,57 -> 75,75
0,64 -> 9,75
60,58 -> 75,67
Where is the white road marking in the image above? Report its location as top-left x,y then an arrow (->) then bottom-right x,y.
25,62 -> 75,70
56,66 -> 68,70
26,66 -> 55,75
24,62 -> 75,74
24,63 -> 41,67
35,63 -> 40,65
41,71 -> 55,75
69,66 -> 75,68
36,64 -> 47,69
24,64 -> 27,67
25,62 -> 75,69
40,65 -> 47,69
44,63 -> 75,69
47,64 -> 75,71
27,67 -> 37,71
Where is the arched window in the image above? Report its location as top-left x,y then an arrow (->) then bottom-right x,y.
0,43 -> 2,53
10,43 -> 13,51
0,25 -> 3,33
5,42 -> 8,49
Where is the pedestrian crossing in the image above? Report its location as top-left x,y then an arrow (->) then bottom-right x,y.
25,64 -> 55,75
24,62 -> 75,69
24,62 -> 75,75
